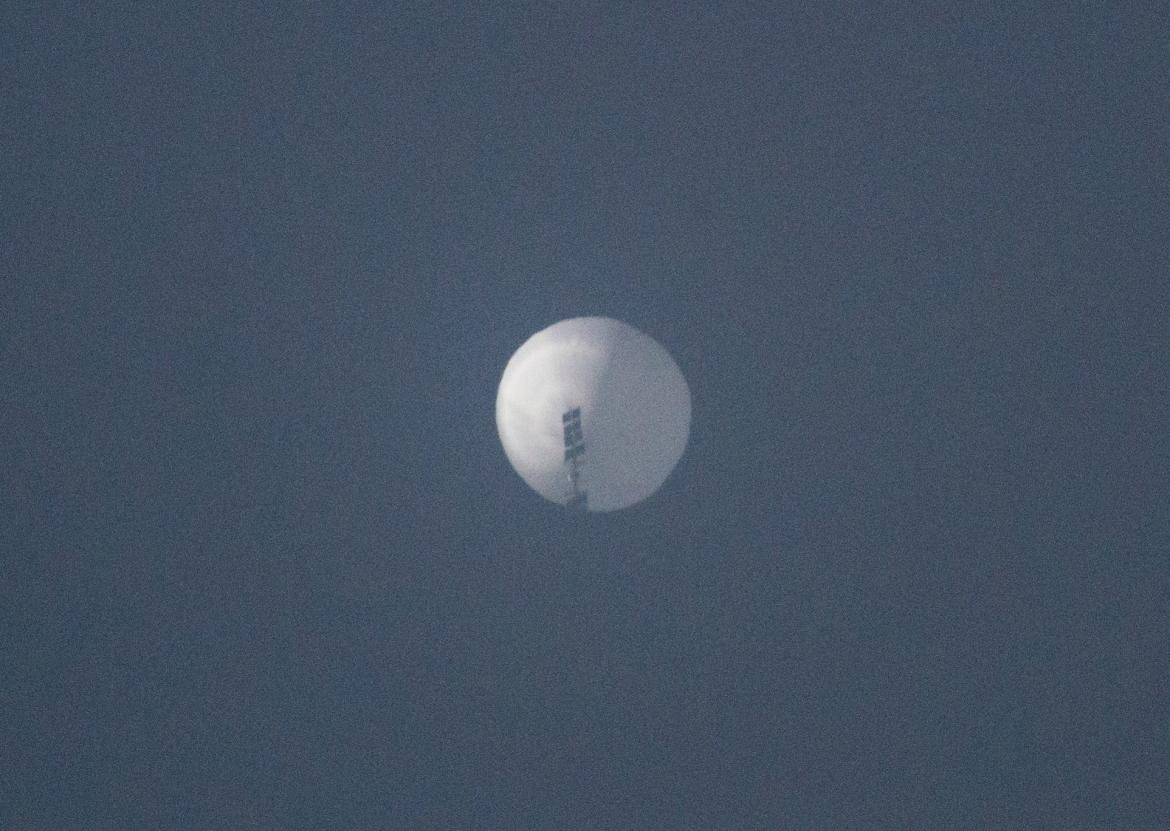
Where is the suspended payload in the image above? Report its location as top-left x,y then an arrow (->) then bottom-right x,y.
495,317 -> 691,511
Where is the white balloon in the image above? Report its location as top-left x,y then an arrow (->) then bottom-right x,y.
496,317 -> 691,511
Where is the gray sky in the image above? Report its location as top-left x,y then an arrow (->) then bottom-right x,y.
3,3 -> 1168,828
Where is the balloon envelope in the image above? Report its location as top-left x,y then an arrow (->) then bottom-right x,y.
496,317 -> 690,511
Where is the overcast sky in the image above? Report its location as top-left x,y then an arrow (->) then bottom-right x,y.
3,3 -> 1168,828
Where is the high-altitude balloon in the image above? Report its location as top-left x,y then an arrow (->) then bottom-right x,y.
495,317 -> 690,511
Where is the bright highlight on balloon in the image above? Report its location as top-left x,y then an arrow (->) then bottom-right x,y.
495,317 -> 691,511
